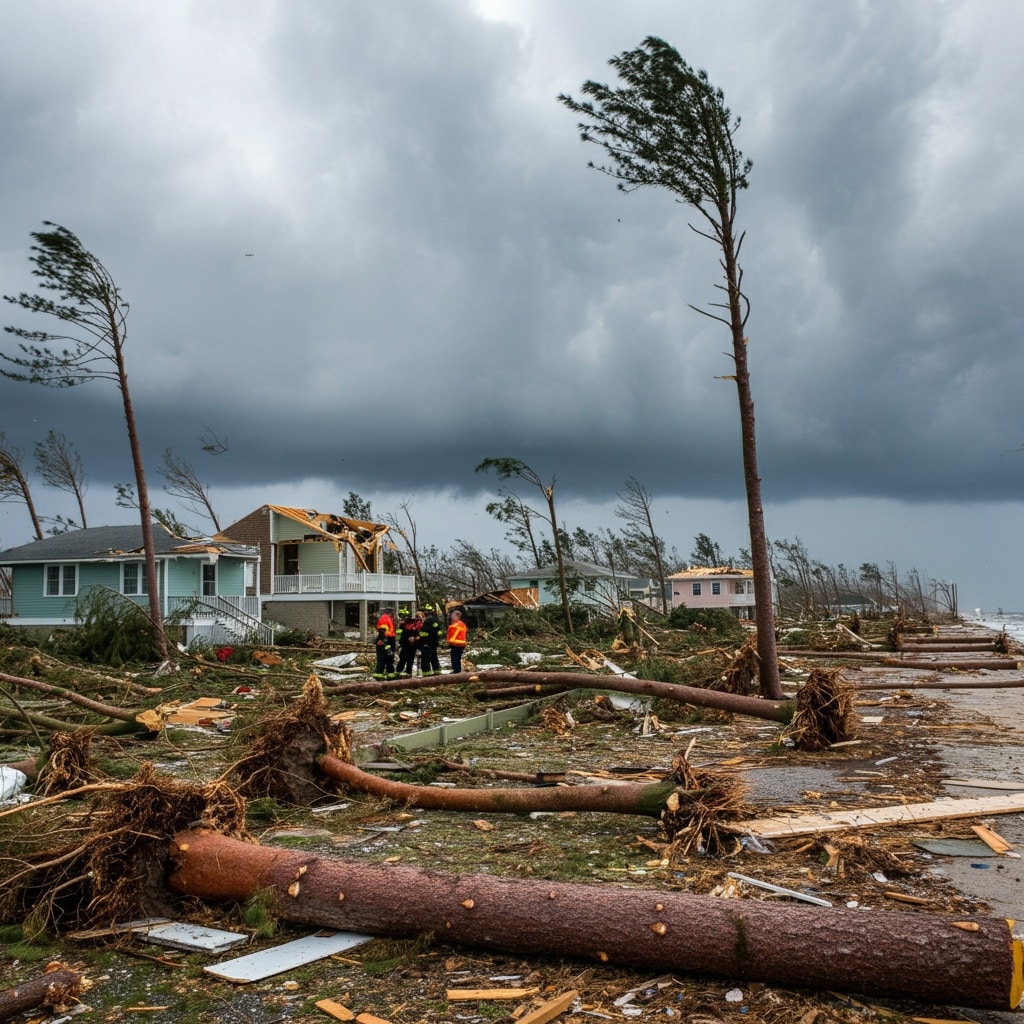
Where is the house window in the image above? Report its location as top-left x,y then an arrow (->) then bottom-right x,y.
584,579 -> 596,591
692,582 -> 702,596
711,581 -> 721,596
45,564 -> 77,597
121,561 -> 148,596
202,563 -> 217,597
735,581 -> 745,594
529,579 -> 539,589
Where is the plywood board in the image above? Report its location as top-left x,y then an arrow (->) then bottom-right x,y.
142,921 -> 249,953
731,792 -> 1024,839
205,931 -> 373,983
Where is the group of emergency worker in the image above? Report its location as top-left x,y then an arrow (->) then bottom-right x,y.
373,604 -> 467,679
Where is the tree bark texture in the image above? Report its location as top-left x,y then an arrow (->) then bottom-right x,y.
320,753 -> 683,816
0,966 -> 84,1022
469,670 -> 793,723
167,830 -> 1023,1010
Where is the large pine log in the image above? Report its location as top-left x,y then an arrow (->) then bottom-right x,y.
319,753 -> 689,816
468,670 -> 794,723
167,829 -> 1023,1010
321,670 -> 794,723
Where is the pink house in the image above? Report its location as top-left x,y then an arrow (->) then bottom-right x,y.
668,566 -> 757,620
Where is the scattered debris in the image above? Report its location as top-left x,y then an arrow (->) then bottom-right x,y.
725,871 -> 832,908
205,931 -> 373,983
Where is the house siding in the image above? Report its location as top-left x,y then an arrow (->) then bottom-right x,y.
668,568 -> 759,619
219,508 -> 272,595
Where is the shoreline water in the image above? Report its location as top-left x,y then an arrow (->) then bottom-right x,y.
964,610 -> 1024,645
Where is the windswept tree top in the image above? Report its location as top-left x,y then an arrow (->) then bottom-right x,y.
558,36 -> 751,222
3,221 -> 129,387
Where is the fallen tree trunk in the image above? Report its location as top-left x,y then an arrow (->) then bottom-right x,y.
320,753 -> 695,816
0,671 -> 161,734
854,676 -> 1024,690
167,829 -> 1024,1010
469,671 -> 794,723
0,965 -> 84,1022
880,657 -> 1020,670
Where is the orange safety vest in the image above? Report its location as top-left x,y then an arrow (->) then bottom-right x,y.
447,620 -> 467,646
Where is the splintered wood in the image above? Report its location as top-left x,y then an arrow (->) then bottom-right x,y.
731,793 -> 1024,838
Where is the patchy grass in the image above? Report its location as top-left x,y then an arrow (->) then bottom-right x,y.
0,617 -> 1004,1024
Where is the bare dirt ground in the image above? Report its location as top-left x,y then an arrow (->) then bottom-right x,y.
4,624 -> 1024,1023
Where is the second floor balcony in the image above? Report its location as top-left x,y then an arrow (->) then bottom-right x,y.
270,571 -> 415,598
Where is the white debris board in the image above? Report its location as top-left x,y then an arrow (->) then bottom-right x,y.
142,921 -> 249,953
205,931 -> 374,983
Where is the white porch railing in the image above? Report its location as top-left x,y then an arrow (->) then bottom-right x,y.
271,572 -> 415,596
166,594 -> 275,645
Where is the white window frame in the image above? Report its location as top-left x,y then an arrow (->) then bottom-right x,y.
121,561 -> 149,596
45,564 -> 78,597
202,562 -> 217,597
692,582 -> 702,596
711,581 -> 721,596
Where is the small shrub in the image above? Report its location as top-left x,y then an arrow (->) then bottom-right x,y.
667,604 -> 745,640
62,586 -> 162,666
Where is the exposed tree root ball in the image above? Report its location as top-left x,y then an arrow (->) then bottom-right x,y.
660,752 -> 748,859
784,668 -> 856,750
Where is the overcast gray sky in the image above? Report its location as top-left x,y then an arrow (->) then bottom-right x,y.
2,0 -> 1022,612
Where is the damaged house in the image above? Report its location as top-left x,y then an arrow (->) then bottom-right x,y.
0,524 -> 264,645
217,505 -> 415,637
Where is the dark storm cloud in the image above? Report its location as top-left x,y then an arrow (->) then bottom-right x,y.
2,0 -> 1023,605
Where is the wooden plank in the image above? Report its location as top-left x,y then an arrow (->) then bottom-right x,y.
516,991 -> 578,1024
730,793 -> 1024,839
884,891 -> 933,906
447,988 -> 539,1001
316,1000 -> 355,1021
205,931 -> 374,983
972,824 -> 1014,854
356,1014 -> 392,1024
943,778 -> 1024,792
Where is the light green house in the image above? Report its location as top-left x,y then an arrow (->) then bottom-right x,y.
0,523 -> 265,645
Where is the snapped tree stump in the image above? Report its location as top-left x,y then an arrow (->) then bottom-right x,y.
167,830 -> 1023,1010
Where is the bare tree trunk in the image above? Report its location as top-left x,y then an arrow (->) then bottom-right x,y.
720,207 -> 781,700
319,753 -> 692,816
471,669 -> 794,723
167,829 -> 1023,1010
113,335 -> 169,664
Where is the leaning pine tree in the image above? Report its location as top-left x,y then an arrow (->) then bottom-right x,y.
559,37 -> 781,698
2,223 -> 170,665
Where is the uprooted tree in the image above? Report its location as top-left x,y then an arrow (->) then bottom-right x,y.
2,766 -> 1020,1011
559,38 -> 781,699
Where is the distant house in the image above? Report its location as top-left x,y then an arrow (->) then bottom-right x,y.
454,587 -> 539,626
506,560 -> 642,611
217,505 -> 415,637
667,566 -> 764,620
0,524 -> 263,645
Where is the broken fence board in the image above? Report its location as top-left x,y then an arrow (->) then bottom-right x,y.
205,931 -> 373,983
447,987 -> 540,1001
516,990 -> 579,1024
731,793 -> 1024,839
316,999 -> 356,1021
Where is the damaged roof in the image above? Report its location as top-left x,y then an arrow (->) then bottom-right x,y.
667,566 -> 754,579
260,505 -> 390,572
0,524 -> 258,563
